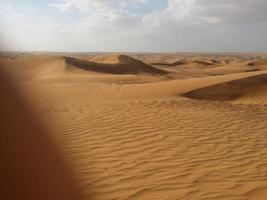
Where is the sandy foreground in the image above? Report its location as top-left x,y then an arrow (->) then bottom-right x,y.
1,53 -> 267,200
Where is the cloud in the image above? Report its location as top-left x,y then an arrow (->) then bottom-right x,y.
50,0 -> 150,13
50,0 -> 147,31
50,1 -> 78,13
142,0 -> 267,28
1,0 -> 267,51
50,0 -> 267,33
196,0 -> 267,23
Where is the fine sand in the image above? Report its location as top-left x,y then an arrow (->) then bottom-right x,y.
1,53 -> 267,200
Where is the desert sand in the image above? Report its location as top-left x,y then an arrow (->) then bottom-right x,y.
1,52 -> 267,200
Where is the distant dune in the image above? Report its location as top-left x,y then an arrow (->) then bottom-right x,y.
151,60 -> 214,67
205,63 -> 260,75
65,55 -> 168,75
151,60 -> 187,66
248,59 -> 267,70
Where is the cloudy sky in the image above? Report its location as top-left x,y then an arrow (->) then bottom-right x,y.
0,0 -> 266,52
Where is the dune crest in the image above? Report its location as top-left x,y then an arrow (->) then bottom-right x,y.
183,73 -> 267,102
65,55 -> 168,75
151,60 -> 214,67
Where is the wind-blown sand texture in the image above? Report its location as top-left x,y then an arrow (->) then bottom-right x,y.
1,53 -> 267,200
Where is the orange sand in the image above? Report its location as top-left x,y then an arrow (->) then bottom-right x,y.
1,53 -> 267,200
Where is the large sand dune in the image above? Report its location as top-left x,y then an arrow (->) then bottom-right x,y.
0,55 -> 169,83
183,73 -> 267,103
1,53 -> 267,200
65,55 -> 168,75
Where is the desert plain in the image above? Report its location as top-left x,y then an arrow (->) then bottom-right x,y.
1,52 -> 267,200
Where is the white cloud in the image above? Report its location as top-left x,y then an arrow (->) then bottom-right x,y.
50,0 -> 149,13
50,0 -> 146,33
142,0 -> 267,28
50,1 -> 77,13
49,0 -> 267,35
1,0 -> 267,52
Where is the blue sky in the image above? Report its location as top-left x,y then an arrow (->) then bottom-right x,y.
1,0 -> 82,24
0,0 -> 167,21
126,0 -> 167,15
0,0 -> 267,52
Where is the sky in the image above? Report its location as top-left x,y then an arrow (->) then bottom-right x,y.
0,0 -> 266,52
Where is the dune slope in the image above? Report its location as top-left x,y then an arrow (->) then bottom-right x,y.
183,73 -> 267,102
65,55 -> 168,75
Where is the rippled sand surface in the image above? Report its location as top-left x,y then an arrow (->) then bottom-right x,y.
1,53 -> 267,200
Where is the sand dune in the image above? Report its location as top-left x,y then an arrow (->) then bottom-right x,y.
0,56 -> 61,81
183,73 -> 267,102
205,63 -> 260,75
1,53 -> 267,200
65,55 -> 168,75
151,59 -> 214,67
151,60 -> 187,66
0,55 -> 169,83
150,59 -> 216,79
248,59 -> 267,66
248,59 -> 267,70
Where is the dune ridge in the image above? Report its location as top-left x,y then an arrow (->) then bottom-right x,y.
151,60 -> 214,67
248,59 -> 267,67
183,73 -> 267,102
65,55 -> 168,75
205,63 -> 260,76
